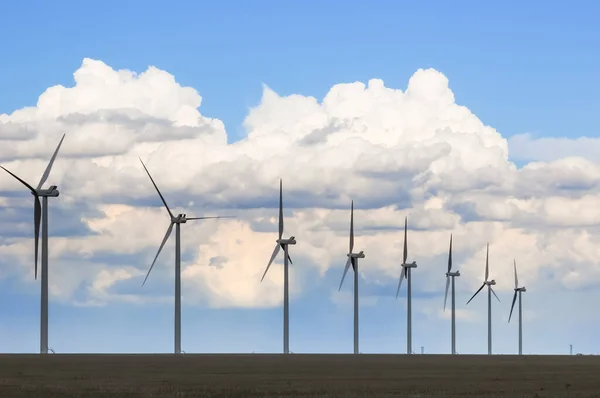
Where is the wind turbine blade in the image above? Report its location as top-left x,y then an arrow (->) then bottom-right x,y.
0,166 -> 38,194
508,291 -> 518,323
261,244 -> 281,282
485,242 -> 489,281
37,133 -> 66,190
447,234 -> 453,273
396,266 -> 406,299
403,217 -> 408,264
349,200 -> 354,253
490,286 -> 501,303
443,276 -> 450,311
466,283 -> 485,305
186,216 -> 235,220
514,259 -> 518,289
278,179 -> 283,239
142,222 -> 174,287
338,257 -> 352,291
139,158 -> 173,219
279,246 -> 293,265
0,166 -> 41,279
33,196 -> 41,279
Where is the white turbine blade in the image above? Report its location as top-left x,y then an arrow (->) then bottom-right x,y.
142,222 -> 174,286
37,133 -> 65,190
338,257 -> 352,291
33,195 -> 41,279
403,217 -> 408,264
466,283 -> 485,305
484,243 -> 489,281
447,234 -> 453,273
443,276 -> 450,311
280,244 -> 293,265
186,216 -> 235,220
508,291 -> 518,323
490,286 -> 501,303
278,179 -> 283,239
514,259 -> 518,289
395,265 -> 406,299
0,166 -> 41,279
261,244 -> 281,282
139,158 -> 174,218
349,200 -> 354,253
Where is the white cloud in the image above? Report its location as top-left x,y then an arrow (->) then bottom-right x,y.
0,58 -> 599,311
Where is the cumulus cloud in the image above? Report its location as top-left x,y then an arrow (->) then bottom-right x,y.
0,58 -> 598,313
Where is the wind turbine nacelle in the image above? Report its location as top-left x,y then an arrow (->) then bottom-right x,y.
521,287 -> 527,292
38,186 -> 60,197
48,186 -> 60,197
488,279 -> 496,285
348,251 -> 365,258
446,270 -> 460,277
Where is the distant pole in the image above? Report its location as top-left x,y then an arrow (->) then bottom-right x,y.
570,344 -> 573,356
174,223 -> 181,355
283,244 -> 289,355
354,259 -> 359,355
421,346 -> 424,354
451,275 -> 456,355
407,267 -> 412,355
518,290 -> 523,355
487,285 -> 492,355
40,197 -> 49,355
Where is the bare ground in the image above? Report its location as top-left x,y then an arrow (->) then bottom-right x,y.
0,354 -> 599,397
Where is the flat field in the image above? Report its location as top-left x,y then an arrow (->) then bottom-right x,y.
0,354 -> 599,397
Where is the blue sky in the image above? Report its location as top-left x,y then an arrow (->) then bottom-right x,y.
1,0 -> 599,142
0,1 -> 599,355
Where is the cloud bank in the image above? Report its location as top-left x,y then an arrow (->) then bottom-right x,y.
0,58 -> 598,317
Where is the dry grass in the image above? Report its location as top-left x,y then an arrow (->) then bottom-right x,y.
0,354 -> 599,397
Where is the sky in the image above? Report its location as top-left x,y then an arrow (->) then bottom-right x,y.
0,0 -> 599,355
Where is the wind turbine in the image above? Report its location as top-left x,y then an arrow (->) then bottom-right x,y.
139,158 -> 232,354
508,259 -> 526,355
396,217 -> 417,355
443,234 -> 460,355
260,179 -> 296,354
338,200 -> 365,355
0,133 -> 66,355
466,243 -> 500,355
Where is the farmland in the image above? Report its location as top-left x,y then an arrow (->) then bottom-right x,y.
0,354 -> 598,397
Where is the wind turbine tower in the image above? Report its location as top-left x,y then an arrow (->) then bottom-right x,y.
396,217 -> 417,355
508,259 -> 527,355
466,243 -> 500,355
0,133 -> 66,354
260,179 -> 296,354
139,158 -> 232,354
338,200 -> 365,354
443,234 -> 460,355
